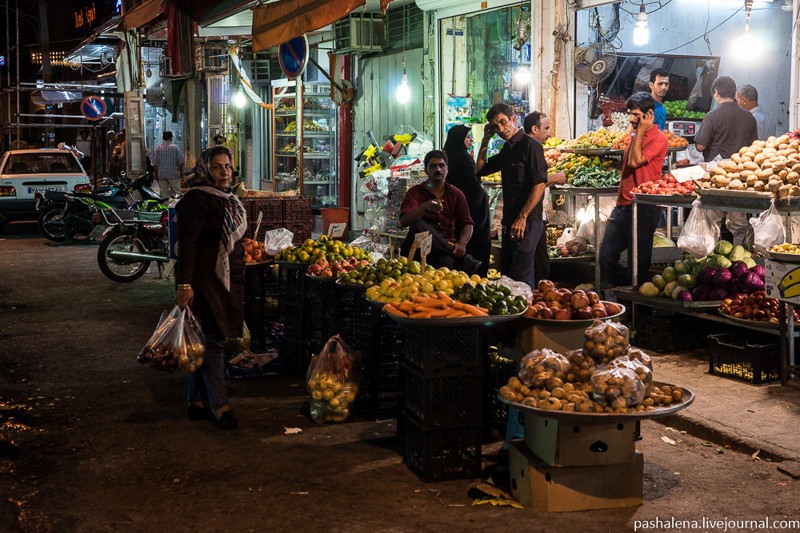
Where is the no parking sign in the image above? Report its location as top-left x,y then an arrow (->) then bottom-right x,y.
81,96 -> 106,121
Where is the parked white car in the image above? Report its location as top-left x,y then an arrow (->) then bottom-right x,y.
0,149 -> 90,225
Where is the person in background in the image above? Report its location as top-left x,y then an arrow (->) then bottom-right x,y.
443,125 -> 490,276
75,129 -> 92,177
476,103 -> 547,288
600,92 -> 668,287
111,132 -> 126,176
695,76 -> 758,245
523,111 -> 567,284
399,150 -> 482,274
175,145 -> 247,430
736,85 -> 777,141
107,130 -> 119,178
649,68 -> 670,131
153,131 -> 186,197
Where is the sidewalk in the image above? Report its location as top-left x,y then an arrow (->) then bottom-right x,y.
650,349 -> 800,462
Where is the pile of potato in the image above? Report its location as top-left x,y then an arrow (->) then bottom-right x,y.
698,134 -> 800,198
499,319 -> 684,413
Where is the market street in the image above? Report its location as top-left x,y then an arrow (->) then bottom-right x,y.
0,224 -> 797,531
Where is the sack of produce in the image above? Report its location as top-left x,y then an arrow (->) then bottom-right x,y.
590,365 -> 646,409
750,200 -> 786,255
609,354 -> 653,395
224,321 -> 251,354
518,348 -> 570,390
565,348 -> 597,383
677,199 -> 720,258
306,335 -> 360,424
583,319 -> 629,364
138,305 -> 205,373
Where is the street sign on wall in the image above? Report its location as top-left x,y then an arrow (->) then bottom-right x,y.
80,96 -> 106,121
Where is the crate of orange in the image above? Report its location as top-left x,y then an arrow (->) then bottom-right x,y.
243,238 -> 269,264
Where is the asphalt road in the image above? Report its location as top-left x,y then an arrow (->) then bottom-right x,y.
0,222 -> 798,532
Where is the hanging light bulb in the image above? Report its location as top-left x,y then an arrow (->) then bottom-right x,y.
633,1 -> 649,46
732,1 -> 761,63
233,88 -> 246,108
396,53 -> 410,104
514,67 -> 531,86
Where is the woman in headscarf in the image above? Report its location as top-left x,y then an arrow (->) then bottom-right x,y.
443,125 -> 490,276
176,145 -> 247,429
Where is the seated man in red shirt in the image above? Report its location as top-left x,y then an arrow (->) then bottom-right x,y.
599,92 -> 668,287
400,150 -> 482,274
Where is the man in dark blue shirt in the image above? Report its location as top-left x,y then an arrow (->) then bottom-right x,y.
476,103 -> 547,288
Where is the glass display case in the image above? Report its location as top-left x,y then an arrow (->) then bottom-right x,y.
271,80 -> 339,209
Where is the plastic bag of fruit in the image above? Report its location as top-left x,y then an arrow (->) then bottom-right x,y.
224,321 -> 251,354
609,354 -> 653,395
306,335 -> 361,424
138,305 -> 205,373
677,199 -> 719,258
590,365 -> 646,409
264,228 -> 294,256
518,348 -> 570,390
565,348 -> 597,383
583,319 -> 629,364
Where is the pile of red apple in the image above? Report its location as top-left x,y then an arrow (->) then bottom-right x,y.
306,258 -> 369,278
525,280 -> 623,320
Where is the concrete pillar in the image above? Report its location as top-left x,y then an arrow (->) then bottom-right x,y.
184,79 -> 204,168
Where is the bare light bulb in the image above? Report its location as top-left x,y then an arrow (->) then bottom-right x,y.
514,67 -> 531,86
633,2 -> 649,46
731,32 -> 762,63
396,74 -> 410,104
233,89 -> 246,108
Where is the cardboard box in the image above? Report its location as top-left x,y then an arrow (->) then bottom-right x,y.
523,413 -> 637,467
509,441 -> 643,512
496,320 -> 585,363
765,260 -> 800,303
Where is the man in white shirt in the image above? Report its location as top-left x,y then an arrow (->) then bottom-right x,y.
736,85 -> 777,141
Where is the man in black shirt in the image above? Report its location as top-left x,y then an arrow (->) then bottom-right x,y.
476,103 -> 548,288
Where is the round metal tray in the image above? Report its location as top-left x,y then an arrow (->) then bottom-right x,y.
307,274 -> 339,282
559,147 -> 625,156
667,145 -> 688,152
767,251 -> 800,263
721,314 -> 781,330
385,309 -> 525,327
499,381 -> 694,423
632,192 -> 695,203
521,302 -> 626,326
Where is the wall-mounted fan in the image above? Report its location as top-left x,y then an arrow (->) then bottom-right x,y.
574,41 -> 617,86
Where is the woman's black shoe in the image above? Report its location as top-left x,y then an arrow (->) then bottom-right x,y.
211,410 -> 238,430
187,403 -> 209,421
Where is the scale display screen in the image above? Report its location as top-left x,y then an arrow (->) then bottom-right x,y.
668,121 -> 697,137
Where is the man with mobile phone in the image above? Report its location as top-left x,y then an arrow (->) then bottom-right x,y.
599,92 -> 668,287
475,103 -> 548,288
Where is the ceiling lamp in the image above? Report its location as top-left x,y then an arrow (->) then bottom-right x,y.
633,1 -> 649,46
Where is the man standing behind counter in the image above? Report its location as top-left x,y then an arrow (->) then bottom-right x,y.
649,68 -> 670,131
736,85 -> 776,141
476,103 -> 547,288
600,92 -> 668,287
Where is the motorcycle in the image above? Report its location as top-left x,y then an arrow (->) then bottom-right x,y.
96,207 -> 171,282
37,173 -> 168,243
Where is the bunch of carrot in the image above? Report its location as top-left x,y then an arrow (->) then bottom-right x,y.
383,292 -> 489,319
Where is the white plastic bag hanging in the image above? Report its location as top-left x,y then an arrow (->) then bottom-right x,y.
750,200 -> 786,255
677,199 -> 720,258
264,228 -> 294,256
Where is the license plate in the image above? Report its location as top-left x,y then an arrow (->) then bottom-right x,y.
28,185 -> 65,195
88,224 -> 106,240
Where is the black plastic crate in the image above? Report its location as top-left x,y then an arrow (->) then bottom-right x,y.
403,324 -> 485,373
283,197 -> 312,223
278,263 -> 309,323
283,338 -> 314,379
484,348 -> 517,434
707,331 -> 780,384
334,283 -> 367,348
244,263 -> 271,351
399,411 -> 482,483
402,364 -> 482,430
356,360 -> 402,420
632,310 -> 701,352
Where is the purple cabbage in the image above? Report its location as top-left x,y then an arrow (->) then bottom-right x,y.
730,261 -> 749,279
710,287 -> 729,300
713,269 -> 733,288
692,285 -> 711,301
751,264 -> 765,280
697,268 -> 717,286
728,279 -> 741,293
741,272 -> 766,293
676,290 -> 693,302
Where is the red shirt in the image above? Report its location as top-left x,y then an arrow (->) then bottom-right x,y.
400,182 -> 474,240
616,127 -> 668,206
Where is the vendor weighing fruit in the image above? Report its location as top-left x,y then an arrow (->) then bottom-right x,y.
599,92 -> 668,287
399,150 -> 483,274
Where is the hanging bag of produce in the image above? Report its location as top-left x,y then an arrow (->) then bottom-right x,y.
306,335 -> 360,423
677,199 -> 720,258
224,321 -> 251,354
750,200 -> 786,255
138,305 -> 205,373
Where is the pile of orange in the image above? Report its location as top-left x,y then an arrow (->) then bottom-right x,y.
666,131 -> 689,147
243,238 -> 268,263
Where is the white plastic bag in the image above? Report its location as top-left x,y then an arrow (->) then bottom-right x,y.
677,199 -> 720,258
575,199 -> 607,246
750,200 -> 786,255
556,227 -> 576,246
489,275 -> 532,301
264,228 -> 294,256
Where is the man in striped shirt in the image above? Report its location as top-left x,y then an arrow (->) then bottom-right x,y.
153,131 -> 185,196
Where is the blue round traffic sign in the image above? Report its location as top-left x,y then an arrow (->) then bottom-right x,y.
279,36 -> 309,79
81,96 -> 106,121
